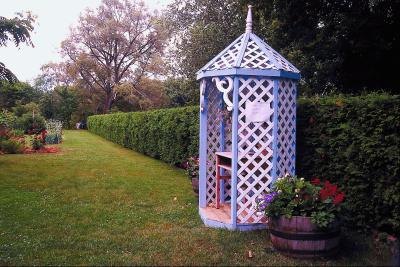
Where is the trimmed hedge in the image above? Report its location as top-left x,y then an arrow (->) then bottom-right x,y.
88,94 -> 399,235
297,94 -> 400,235
88,106 -> 199,165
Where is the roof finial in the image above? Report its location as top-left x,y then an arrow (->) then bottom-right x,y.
245,5 -> 253,33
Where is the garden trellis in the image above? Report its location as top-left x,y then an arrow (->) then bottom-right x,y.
197,6 -> 301,230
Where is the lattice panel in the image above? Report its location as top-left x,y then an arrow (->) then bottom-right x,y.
206,80 -> 233,204
208,39 -> 242,70
276,79 -> 296,177
240,39 -> 274,69
206,82 -> 220,204
236,77 -> 274,223
202,34 -> 300,74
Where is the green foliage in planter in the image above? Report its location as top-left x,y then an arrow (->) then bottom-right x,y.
88,106 -> 199,165
297,94 -> 400,235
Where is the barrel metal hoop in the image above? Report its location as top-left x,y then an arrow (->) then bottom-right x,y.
269,229 -> 340,240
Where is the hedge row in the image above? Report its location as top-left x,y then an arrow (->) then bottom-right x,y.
88,106 -> 199,165
88,94 -> 399,235
296,94 -> 400,235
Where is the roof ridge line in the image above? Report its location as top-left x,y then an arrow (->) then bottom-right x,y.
233,33 -> 250,68
249,33 -> 280,70
256,35 -> 300,73
197,33 -> 245,74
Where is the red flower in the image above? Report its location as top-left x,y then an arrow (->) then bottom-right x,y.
311,177 -> 321,185
333,192 -> 345,205
319,188 -> 330,201
319,180 -> 339,200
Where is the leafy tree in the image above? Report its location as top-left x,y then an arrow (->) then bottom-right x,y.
40,86 -> 78,128
252,0 -> 400,94
0,12 -> 35,82
33,62 -> 74,92
60,0 -> 166,113
164,0 -> 400,95
163,78 -> 198,107
113,78 -> 170,112
0,81 -> 42,110
164,0 -> 244,79
162,0 -> 245,106
12,102 -> 40,117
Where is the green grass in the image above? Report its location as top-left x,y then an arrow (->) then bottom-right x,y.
0,130 -> 392,265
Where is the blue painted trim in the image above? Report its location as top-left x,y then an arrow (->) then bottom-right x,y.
197,34 -> 245,73
219,91 -> 225,203
234,33 -> 250,67
292,82 -> 297,175
272,80 -> 279,184
236,223 -> 267,231
230,76 -> 240,229
199,79 -> 208,208
197,68 -> 301,80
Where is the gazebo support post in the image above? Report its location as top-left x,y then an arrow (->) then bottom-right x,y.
230,76 -> 240,229
199,79 -> 208,208
272,79 -> 279,183
219,90 -> 226,205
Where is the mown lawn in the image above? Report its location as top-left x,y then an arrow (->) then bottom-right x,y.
0,130 -> 391,265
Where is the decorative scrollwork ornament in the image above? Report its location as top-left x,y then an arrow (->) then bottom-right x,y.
212,77 -> 234,111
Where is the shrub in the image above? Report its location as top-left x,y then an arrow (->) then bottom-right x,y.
31,135 -> 44,150
297,94 -> 400,236
45,119 -> 62,144
14,113 -> 45,134
88,94 -> 399,236
88,106 -> 199,165
10,129 -> 24,137
0,139 -> 23,154
0,109 -> 16,128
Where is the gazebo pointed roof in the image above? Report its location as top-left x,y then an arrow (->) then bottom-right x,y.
197,6 -> 300,80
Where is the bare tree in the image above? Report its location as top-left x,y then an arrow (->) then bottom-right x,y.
61,0 -> 164,113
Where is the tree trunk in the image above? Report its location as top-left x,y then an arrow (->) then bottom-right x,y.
103,91 -> 114,113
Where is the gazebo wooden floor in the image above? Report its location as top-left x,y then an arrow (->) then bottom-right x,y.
200,204 -> 231,223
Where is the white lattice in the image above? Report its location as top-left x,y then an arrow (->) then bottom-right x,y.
240,40 -> 275,69
276,79 -> 296,177
236,77 -> 274,223
200,33 -> 300,74
208,39 -> 242,70
206,81 -> 233,204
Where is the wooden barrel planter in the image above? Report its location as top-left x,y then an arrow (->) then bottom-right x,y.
268,216 -> 340,258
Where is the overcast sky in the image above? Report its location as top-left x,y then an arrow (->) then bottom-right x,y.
0,0 -> 172,83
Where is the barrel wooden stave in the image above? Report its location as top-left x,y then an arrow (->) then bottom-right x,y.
268,216 -> 340,258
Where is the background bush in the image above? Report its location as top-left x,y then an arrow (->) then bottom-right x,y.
0,139 -> 23,154
296,94 -> 400,236
88,94 -> 399,236
14,113 -> 45,134
88,106 -> 199,165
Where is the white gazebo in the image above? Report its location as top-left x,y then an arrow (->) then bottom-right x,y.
197,6 -> 301,230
